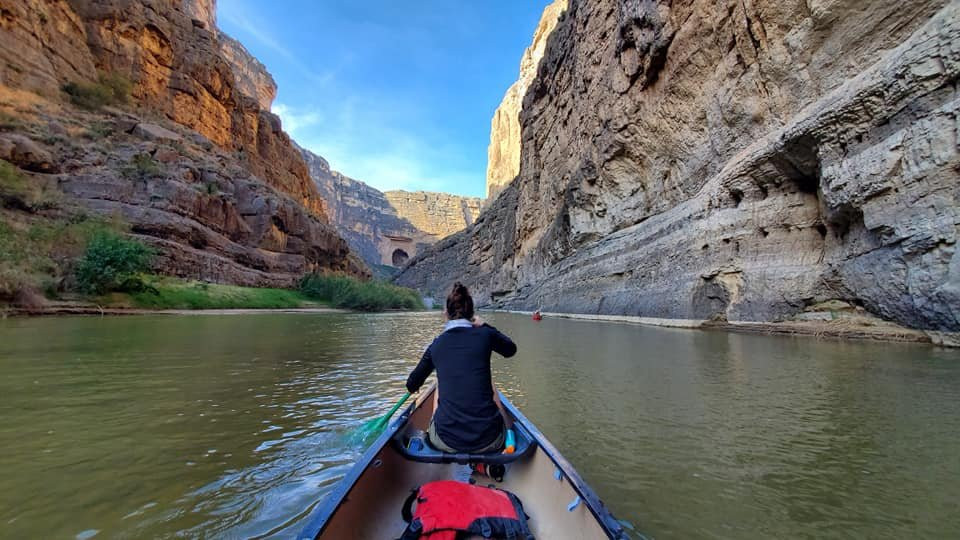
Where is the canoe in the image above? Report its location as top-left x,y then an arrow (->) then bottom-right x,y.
299,384 -> 628,539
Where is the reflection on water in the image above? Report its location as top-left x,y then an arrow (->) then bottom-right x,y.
0,312 -> 958,538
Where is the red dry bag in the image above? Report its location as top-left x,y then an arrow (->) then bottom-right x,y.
398,480 -> 533,540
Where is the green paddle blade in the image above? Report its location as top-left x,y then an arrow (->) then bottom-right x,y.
350,392 -> 411,444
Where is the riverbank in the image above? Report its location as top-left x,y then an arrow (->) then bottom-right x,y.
495,309 -> 958,347
1,304 -> 350,317
2,274 -> 427,316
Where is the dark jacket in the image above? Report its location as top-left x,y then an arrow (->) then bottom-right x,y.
406,322 -> 517,452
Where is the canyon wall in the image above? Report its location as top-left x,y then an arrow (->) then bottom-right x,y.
302,146 -> 482,269
382,191 -> 482,240
397,0 -> 960,334
485,0 -> 567,200
0,0 -> 366,286
180,0 -> 215,30
219,34 -> 277,111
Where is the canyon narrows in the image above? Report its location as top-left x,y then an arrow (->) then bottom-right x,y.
396,0 -> 960,337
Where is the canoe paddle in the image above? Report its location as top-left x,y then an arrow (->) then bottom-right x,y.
350,392 -> 411,443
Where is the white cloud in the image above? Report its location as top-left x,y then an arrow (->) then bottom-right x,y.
297,129 -> 484,197
272,103 -> 322,137
219,1 -> 486,198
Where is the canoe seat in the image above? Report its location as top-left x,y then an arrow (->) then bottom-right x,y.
392,423 -> 537,465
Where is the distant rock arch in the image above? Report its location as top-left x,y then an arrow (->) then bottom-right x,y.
392,248 -> 409,266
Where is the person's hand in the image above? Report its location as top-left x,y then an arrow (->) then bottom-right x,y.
471,316 -> 485,327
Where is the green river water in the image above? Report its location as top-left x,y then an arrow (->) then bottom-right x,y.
1,312 -> 958,539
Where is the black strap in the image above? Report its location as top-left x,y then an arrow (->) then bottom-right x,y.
503,490 -> 534,539
401,487 -> 420,523
397,518 -> 423,540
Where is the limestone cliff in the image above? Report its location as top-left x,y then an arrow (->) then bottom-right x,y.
382,191 -> 482,240
62,0 -> 319,210
180,0 -> 215,30
178,0 -> 278,111
218,34 -> 277,111
397,0 -> 960,335
302,146 -> 482,269
485,0 -> 567,200
0,0 -> 367,287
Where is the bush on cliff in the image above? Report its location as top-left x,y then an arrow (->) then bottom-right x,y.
62,72 -> 132,110
0,160 -> 59,212
75,230 -> 154,295
300,273 -> 424,312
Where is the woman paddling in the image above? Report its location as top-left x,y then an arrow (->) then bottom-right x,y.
405,282 -> 518,453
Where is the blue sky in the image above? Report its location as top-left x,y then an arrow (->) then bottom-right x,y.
218,1 -> 552,198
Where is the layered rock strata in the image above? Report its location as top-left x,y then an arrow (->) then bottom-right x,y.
303,146 -> 482,268
397,0 -> 960,334
486,0 -> 567,200
382,191 -> 482,240
219,34 -> 277,111
0,0 -> 366,284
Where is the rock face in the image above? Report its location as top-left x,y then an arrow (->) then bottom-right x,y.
485,0 -> 567,200
382,191 -> 482,240
0,0 -> 98,97
218,34 -> 277,111
397,0 -> 960,333
302,146 -> 482,269
59,0 -> 318,211
0,0 -> 367,284
180,0 -> 215,30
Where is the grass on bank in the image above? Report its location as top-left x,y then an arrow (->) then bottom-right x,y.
124,276 -> 317,310
0,212 -> 125,301
300,273 -> 424,312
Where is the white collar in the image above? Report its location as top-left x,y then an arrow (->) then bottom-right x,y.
443,319 -> 473,332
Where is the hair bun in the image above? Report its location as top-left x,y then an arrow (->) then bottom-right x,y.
446,281 -> 474,320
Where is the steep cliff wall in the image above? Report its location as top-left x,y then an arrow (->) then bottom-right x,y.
302,146 -> 482,269
0,0 -> 98,96
383,191 -> 482,239
62,0 -> 318,211
0,0 -> 367,286
485,0 -> 567,200
180,0 -> 215,30
397,0 -> 960,334
218,34 -> 277,111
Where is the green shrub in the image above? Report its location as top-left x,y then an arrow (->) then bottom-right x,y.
75,231 -> 154,294
0,159 -> 26,193
122,154 -> 160,180
0,159 -> 59,211
300,273 -> 424,312
83,122 -> 113,140
0,215 -> 125,301
62,72 -> 132,110
0,111 -> 22,130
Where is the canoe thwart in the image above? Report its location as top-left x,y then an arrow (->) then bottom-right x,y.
391,424 -> 537,465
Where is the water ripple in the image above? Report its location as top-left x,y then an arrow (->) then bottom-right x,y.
0,313 -> 958,538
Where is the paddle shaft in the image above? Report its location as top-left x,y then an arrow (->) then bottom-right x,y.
383,392 -> 411,422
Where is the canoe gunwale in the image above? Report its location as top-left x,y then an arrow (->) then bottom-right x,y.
297,397 -> 416,539
298,385 -> 628,539
498,395 -> 628,539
